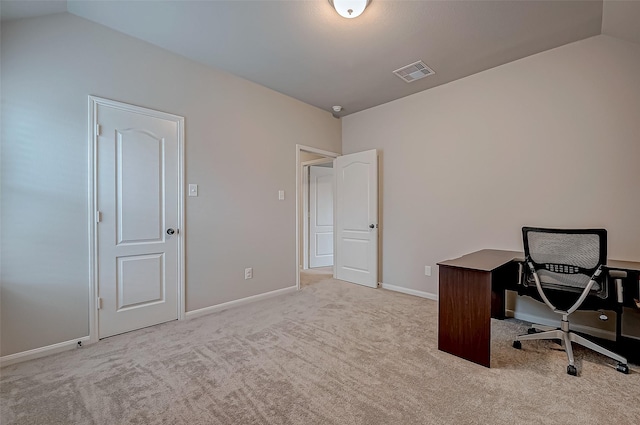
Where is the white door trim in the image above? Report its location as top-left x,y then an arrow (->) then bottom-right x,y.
88,95 -> 185,344
303,157 -> 336,167
295,144 -> 339,290
302,164 -> 309,270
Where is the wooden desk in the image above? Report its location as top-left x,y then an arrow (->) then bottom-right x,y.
437,250 -> 522,367
437,249 -> 640,367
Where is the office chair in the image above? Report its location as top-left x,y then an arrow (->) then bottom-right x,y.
513,227 -> 629,376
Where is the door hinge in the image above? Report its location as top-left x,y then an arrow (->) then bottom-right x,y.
96,211 -> 102,223
97,297 -> 103,310
96,124 -> 102,136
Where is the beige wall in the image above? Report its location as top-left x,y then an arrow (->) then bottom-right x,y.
0,13 -> 341,356
602,0 -> 640,45
343,35 -> 640,335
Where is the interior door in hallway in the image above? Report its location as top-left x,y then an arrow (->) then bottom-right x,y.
95,99 -> 182,338
309,165 -> 334,268
335,149 -> 378,288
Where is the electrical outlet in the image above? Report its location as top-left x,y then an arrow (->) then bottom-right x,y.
244,267 -> 253,280
425,266 -> 432,276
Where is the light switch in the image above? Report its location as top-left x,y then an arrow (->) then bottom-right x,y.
278,190 -> 285,200
189,184 -> 198,197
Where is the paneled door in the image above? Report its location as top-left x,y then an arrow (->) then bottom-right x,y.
94,97 -> 183,339
309,165 -> 334,268
335,149 -> 378,288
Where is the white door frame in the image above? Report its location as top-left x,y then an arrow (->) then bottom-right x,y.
88,95 -> 185,344
301,158 -> 334,270
296,144 -> 339,290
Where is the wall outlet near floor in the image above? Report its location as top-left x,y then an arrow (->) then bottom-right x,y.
424,266 -> 432,276
244,267 -> 253,280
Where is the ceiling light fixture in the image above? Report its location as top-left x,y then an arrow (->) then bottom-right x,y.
329,0 -> 371,19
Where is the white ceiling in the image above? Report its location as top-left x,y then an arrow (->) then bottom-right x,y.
1,1 -> 631,117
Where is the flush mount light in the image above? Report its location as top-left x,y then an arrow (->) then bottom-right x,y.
329,0 -> 371,19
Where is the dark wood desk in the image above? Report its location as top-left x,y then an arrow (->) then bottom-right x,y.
437,249 -> 640,367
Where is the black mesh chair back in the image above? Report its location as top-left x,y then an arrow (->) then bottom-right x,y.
523,227 -> 607,300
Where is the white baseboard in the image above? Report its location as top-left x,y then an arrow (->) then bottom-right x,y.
0,336 -> 91,368
511,311 -> 616,341
185,286 -> 298,319
1,287 -> 297,367
380,283 -> 438,301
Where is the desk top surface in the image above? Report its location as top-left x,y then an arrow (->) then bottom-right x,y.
438,249 -> 640,273
607,259 -> 640,272
437,249 -> 523,271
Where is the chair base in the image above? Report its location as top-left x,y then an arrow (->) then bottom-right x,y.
513,321 -> 629,376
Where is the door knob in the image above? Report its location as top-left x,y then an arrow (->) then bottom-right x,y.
166,228 -> 175,235
369,224 -> 375,229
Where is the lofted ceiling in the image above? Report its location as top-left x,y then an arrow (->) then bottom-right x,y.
0,1 -> 618,117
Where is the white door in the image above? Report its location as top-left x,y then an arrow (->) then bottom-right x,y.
95,99 -> 182,338
309,165 -> 334,268
335,149 -> 378,288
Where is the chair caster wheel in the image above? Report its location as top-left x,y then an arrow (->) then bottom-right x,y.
527,328 -> 537,334
513,340 -> 522,349
616,363 -> 629,374
567,365 -> 577,376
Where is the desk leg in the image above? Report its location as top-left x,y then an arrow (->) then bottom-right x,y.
438,265 -> 491,367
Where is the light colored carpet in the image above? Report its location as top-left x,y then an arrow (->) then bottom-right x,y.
300,267 -> 334,287
1,275 -> 639,425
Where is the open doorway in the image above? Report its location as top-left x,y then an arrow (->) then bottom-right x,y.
301,160 -> 334,287
295,145 -> 379,290
303,160 -> 334,269
296,145 -> 339,289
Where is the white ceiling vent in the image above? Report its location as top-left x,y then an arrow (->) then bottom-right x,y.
393,60 -> 435,83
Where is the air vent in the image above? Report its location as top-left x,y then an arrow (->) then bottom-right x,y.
393,60 -> 435,83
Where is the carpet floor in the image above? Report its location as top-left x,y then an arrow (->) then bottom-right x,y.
1,273 -> 639,424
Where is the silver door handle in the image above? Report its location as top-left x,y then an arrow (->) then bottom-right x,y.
166,228 -> 175,235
